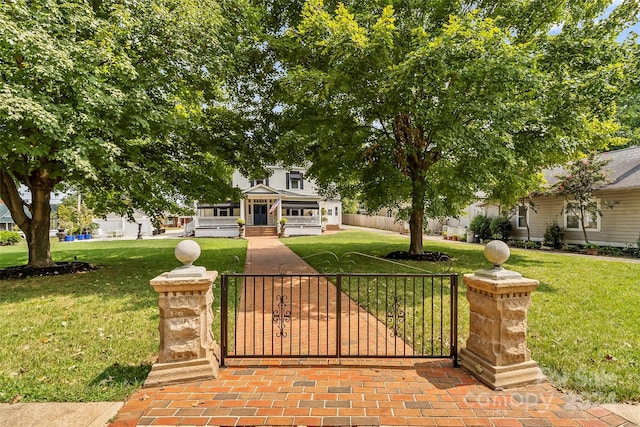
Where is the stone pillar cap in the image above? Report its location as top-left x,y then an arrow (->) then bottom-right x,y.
166,240 -> 206,278
475,240 -> 522,280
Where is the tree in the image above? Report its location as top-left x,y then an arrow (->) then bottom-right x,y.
552,154 -> 612,244
615,38 -> 640,149
267,0 -> 636,254
0,0 -> 255,267
56,192 -> 94,234
487,172 -> 547,241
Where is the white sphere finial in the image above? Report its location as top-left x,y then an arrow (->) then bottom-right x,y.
484,240 -> 510,268
175,240 -> 201,267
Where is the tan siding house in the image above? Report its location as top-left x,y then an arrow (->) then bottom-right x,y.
510,147 -> 640,247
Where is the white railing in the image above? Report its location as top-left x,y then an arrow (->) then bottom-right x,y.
184,220 -> 196,236
442,225 -> 467,237
284,216 -> 320,226
197,217 -> 238,227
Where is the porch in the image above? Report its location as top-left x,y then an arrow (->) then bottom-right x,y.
190,190 -> 323,238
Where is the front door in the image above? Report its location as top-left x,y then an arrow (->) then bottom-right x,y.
254,204 -> 267,225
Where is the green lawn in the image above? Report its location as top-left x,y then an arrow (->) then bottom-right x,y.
1,231 -> 638,404
0,238 -> 246,403
283,231 -> 640,403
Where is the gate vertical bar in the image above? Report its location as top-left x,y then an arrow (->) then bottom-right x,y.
336,275 -> 342,358
440,276 -> 442,356
220,274 -> 228,367
253,276 -> 257,355
451,274 -> 459,366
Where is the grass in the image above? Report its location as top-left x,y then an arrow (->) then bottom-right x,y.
1,230 -> 638,404
0,238 -> 246,403
283,230 -> 640,403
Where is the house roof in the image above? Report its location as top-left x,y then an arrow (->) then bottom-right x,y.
544,146 -> 640,191
243,184 -> 322,201
0,204 -> 14,223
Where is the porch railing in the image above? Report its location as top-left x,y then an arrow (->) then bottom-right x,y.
283,216 -> 320,226
196,217 -> 238,227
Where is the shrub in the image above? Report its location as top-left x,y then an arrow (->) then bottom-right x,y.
524,240 -> 540,249
490,215 -> 512,241
598,246 -> 623,257
543,221 -> 564,249
0,231 -> 21,245
469,214 -> 492,240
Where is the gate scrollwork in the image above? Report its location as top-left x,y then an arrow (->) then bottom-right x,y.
386,296 -> 405,337
273,294 -> 291,337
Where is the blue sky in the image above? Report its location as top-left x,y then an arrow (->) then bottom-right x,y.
606,0 -> 639,41
549,0 -> 640,41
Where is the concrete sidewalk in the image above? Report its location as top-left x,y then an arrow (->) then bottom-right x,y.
0,401 -> 123,427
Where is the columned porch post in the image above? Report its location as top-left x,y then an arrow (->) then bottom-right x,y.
277,197 -> 282,223
239,199 -> 245,222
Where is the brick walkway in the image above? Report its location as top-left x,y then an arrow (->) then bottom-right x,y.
109,237 -> 636,427
232,237 -> 412,358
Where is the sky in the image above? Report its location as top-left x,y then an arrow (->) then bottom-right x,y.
549,0 -> 640,41
606,0 -> 639,41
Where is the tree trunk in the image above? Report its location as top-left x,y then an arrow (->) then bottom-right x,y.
524,210 -> 531,241
26,186 -> 54,267
0,170 -> 57,267
408,175 -> 426,255
391,112 -> 438,256
579,206 -> 589,243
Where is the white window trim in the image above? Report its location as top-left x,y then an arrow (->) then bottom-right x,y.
564,199 -> 601,232
516,205 -> 529,230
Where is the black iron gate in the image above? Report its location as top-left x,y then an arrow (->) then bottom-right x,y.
220,273 -> 458,366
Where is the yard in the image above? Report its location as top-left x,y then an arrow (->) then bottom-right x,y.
0,231 -> 638,404
0,238 -> 247,403
283,231 -> 640,404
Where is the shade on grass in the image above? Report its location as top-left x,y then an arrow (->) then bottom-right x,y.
0,238 -> 246,402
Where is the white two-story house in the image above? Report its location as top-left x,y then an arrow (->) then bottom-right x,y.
188,166 -> 342,237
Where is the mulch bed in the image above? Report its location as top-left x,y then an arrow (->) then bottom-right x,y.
385,250 -> 451,262
0,262 -> 99,280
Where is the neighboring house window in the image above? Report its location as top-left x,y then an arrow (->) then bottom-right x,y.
327,210 -> 333,216
517,206 -> 529,229
335,207 -> 338,216
564,200 -> 601,231
286,172 -> 304,190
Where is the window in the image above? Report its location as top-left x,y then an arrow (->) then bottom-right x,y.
286,172 -> 304,190
565,200 -> 600,231
517,206 -> 528,229
198,208 -> 214,217
251,178 -> 269,186
335,207 -> 338,216
327,210 -> 332,216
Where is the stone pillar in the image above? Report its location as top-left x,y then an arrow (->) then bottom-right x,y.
459,240 -> 545,389
144,240 -> 220,388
